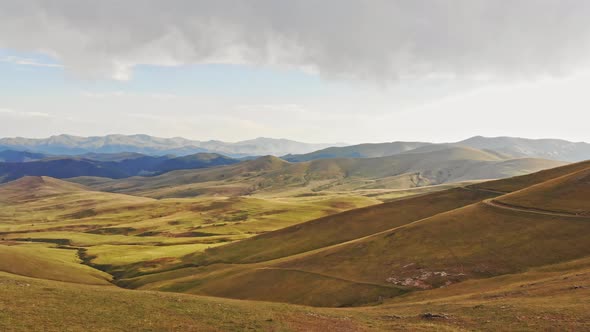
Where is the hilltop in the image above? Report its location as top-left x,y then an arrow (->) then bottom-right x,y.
0,176 -> 90,202
283,141 -> 431,161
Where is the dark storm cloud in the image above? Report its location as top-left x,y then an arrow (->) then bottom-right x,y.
1,0 -> 589,80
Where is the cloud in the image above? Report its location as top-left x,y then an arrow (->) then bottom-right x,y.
0,55 -> 62,68
1,1 -> 590,81
0,108 -> 51,118
81,91 -> 178,99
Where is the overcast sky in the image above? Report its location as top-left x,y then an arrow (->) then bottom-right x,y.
1,0 -> 590,143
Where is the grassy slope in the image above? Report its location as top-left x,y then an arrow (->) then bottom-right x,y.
0,176 -> 91,202
187,187 -> 499,265
469,159 -> 590,193
277,201 -> 590,288
496,166 -> 590,215
0,243 -> 111,285
267,162 -> 590,290
372,255 -> 590,331
131,160 -> 590,307
0,271 -> 368,332
188,267 -> 406,307
2,257 -> 590,331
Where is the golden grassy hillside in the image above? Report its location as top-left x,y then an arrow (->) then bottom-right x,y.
0,242 -> 111,285
129,160 -> 590,308
2,254 -> 590,331
470,160 -> 590,193
1,160 -> 590,331
187,187 -> 499,265
495,166 -> 590,215
276,200 -> 590,288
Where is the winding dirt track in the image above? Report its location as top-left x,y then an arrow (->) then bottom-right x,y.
484,199 -> 589,219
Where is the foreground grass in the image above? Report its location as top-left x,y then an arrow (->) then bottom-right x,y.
1,255 -> 589,331
0,272 -> 367,332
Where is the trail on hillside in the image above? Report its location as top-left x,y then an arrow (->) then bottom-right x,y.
484,199 -> 589,218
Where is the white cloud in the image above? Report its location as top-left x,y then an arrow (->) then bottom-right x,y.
1,1 -> 590,81
0,56 -> 62,68
81,91 -> 178,99
0,108 -> 51,118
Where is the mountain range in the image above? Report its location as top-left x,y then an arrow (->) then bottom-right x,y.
2,134 -> 590,162
0,134 -> 341,157
285,136 -> 590,162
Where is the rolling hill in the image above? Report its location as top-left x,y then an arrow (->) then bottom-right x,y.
124,159 -> 590,309
69,147 -> 566,198
0,243 -> 112,285
0,176 -> 91,202
283,141 -> 431,162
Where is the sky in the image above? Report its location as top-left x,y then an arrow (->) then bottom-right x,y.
1,0 -> 590,144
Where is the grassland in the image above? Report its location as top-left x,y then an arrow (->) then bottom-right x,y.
0,175 -> 388,279
122,160 -> 590,310
184,187 -> 499,266
276,201 -> 590,287
1,255 -> 589,331
1,159 -> 589,331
